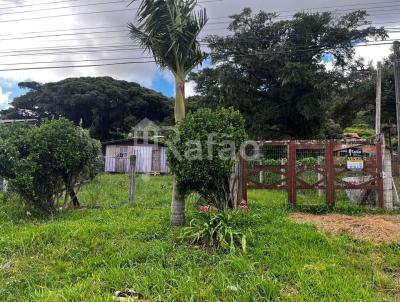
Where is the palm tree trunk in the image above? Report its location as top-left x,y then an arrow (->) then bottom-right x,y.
171,75 -> 186,225
171,175 -> 185,225
174,77 -> 186,122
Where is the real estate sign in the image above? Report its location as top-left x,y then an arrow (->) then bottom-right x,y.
347,147 -> 364,171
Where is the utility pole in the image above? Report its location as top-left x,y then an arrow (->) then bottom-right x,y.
393,41 -> 400,152
376,61 -> 382,137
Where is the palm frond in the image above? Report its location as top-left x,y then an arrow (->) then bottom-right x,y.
128,0 -> 208,76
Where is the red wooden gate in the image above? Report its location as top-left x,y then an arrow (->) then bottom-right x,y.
241,139 -> 384,207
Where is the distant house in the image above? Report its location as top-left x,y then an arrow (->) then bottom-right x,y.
103,138 -> 170,174
129,118 -> 163,139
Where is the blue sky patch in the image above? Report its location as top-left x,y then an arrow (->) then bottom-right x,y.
0,78 -> 28,110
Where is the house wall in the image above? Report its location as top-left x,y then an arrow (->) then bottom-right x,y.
104,144 -> 170,173
0,177 -> 6,192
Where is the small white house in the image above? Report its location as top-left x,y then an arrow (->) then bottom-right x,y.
103,138 -> 170,174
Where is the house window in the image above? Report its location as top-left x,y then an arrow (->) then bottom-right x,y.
117,146 -> 128,158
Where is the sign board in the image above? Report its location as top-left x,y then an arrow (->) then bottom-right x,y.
347,147 -> 364,171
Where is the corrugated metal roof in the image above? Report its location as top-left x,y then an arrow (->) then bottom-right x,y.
102,137 -> 167,147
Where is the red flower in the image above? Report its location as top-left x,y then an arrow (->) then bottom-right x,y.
199,205 -> 210,213
240,199 -> 250,211
240,204 -> 250,211
199,205 -> 219,213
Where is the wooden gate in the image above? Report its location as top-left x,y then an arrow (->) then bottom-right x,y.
241,139 -> 384,207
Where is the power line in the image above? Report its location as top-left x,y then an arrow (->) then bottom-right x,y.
0,47 -> 141,58
0,0 -> 81,10
0,29 -> 129,41
1,0 -> 399,17
208,4 -> 400,22
2,20 -> 399,44
0,0 -> 127,15
24,29 -> 400,45
0,33 -> 396,59
0,0 -> 132,16
0,25 -> 127,38
0,40 -> 396,68
0,60 -> 156,72
258,0 -> 400,15
0,56 -> 153,66
0,18 -> 397,45
0,0 -> 221,23
0,0 -> 79,3
2,37 -> 399,55
0,2 -> 398,39
0,44 -> 395,72
5,24 -> 398,52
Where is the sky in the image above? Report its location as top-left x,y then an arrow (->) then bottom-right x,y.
0,0 -> 400,110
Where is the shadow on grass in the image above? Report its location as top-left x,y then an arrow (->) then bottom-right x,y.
289,203 -> 400,216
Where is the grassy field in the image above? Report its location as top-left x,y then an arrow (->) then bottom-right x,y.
0,174 -> 399,301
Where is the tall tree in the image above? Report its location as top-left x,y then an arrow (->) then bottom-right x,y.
0,77 -> 173,141
331,54 -> 397,130
191,9 -> 386,139
129,0 -> 207,225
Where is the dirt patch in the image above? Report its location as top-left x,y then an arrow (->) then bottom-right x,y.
289,213 -> 400,243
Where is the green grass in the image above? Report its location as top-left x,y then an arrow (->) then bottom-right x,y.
0,174 -> 399,301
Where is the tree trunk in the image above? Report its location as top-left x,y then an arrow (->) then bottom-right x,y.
171,176 -> 185,225
69,188 -> 80,207
171,74 -> 186,225
174,76 -> 186,122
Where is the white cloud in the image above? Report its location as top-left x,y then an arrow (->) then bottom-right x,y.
185,81 -> 198,98
0,87 -> 12,109
0,0 -> 398,89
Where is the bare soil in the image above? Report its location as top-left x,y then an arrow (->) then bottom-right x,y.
289,213 -> 400,243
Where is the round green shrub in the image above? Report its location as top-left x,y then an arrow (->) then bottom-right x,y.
0,118 -> 101,212
167,107 -> 247,209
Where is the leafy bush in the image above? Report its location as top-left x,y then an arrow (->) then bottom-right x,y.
181,210 -> 247,253
167,107 -> 247,209
0,119 -> 101,212
344,125 -> 375,139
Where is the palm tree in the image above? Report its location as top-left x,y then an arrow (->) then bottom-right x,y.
129,0 -> 208,225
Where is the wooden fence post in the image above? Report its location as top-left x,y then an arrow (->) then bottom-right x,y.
376,138 -> 385,208
325,140 -> 335,207
128,155 -> 137,204
241,155 -> 248,202
287,141 -> 297,205
229,155 -> 242,208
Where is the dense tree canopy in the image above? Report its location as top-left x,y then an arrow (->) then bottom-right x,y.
0,119 -> 101,212
328,50 -> 397,144
190,9 -> 386,139
0,77 -> 173,141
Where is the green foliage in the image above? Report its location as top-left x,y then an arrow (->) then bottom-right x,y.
344,125 -> 375,139
181,210 -> 247,253
249,157 -> 318,166
167,107 -> 247,209
0,77 -> 173,141
332,55 -> 397,130
0,119 -> 101,212
129,0 -> 207,77
0,175 -> 400,301
190,9 -> 386,139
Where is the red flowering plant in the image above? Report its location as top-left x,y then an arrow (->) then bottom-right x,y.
239,199 -> 250,211
199,205 -> 219,213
